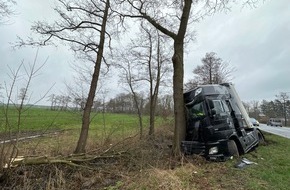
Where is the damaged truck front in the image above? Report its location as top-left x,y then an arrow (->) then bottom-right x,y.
181,83 -> 264,161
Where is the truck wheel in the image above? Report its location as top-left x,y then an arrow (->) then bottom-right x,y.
257,131 -> 265,145
228,140 -> 239,157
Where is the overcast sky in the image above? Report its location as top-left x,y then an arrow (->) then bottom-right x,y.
0,0 -> 289,105
185,0 -> 290,102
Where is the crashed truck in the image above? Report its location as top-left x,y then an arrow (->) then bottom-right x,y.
181,83 -> 264,161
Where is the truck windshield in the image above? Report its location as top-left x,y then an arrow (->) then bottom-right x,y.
212,100 -> 228,114
209,99 -> 230,118
187,101 -> 205,119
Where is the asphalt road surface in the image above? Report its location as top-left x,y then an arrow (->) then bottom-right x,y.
258,124 -> 290,139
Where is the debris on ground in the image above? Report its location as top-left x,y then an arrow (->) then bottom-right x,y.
235,158 -> 258,169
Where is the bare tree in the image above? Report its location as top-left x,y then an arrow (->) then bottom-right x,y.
16,0 -> 113,153
276,92 -> 289,126
0,50 -> 47,171
48,94 -> 57,110
250,100 -> 260,119
0,0 -> 16,23
122,22 -> 172,136
184,78 -> 199,91
115,20 -> 172,137
50,95 -> 71,110
116,52 -> 145,138
193,52 -> 235,85
73,0 -> 110,153
243,101 -> 251,113
243,100 -> 260,119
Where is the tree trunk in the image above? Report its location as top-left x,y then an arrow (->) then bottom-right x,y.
131,89 -> 143,139
284,101 -> 287,126
74,63 -> 102,154
74,0 -> 110,154
172,41 -> 186,156
171,0 -> 192,156
148,34 -> 161,136
149,94 -> 157,136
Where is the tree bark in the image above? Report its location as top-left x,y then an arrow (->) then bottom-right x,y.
171,41 -> 186,156
148,34 -> 161,136
74,0 -> 110,154
171,0 -> 192,156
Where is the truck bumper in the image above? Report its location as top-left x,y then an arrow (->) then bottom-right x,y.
181,140 -> 230,161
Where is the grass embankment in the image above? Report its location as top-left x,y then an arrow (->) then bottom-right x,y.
1,107 -> 290,189
238,132 -> 290,190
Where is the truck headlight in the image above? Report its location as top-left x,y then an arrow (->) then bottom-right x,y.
209,147 -> 218,155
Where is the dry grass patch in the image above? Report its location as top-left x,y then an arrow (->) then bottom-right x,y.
124,163 -> 202,190
0,125 -> 176,189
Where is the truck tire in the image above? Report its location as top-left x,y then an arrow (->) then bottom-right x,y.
228,140 -> 239,157
258,131 -> 265,145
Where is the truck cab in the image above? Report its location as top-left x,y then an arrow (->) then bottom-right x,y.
181,83 -> 264,161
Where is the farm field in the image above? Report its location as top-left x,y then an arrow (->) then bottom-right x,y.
0,106 -> 152,132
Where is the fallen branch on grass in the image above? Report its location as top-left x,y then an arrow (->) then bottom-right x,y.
7,151 -> 127,170
67,151 -> 127,163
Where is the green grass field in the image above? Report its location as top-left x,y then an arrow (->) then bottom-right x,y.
0,106 -> 162,134
235,132 -> 290,190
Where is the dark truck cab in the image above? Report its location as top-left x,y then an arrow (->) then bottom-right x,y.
181,83 -> 264,161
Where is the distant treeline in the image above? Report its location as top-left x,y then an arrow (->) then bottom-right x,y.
47,93 -> 174,116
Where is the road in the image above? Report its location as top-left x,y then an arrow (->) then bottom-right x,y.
258,124 -> 290,139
